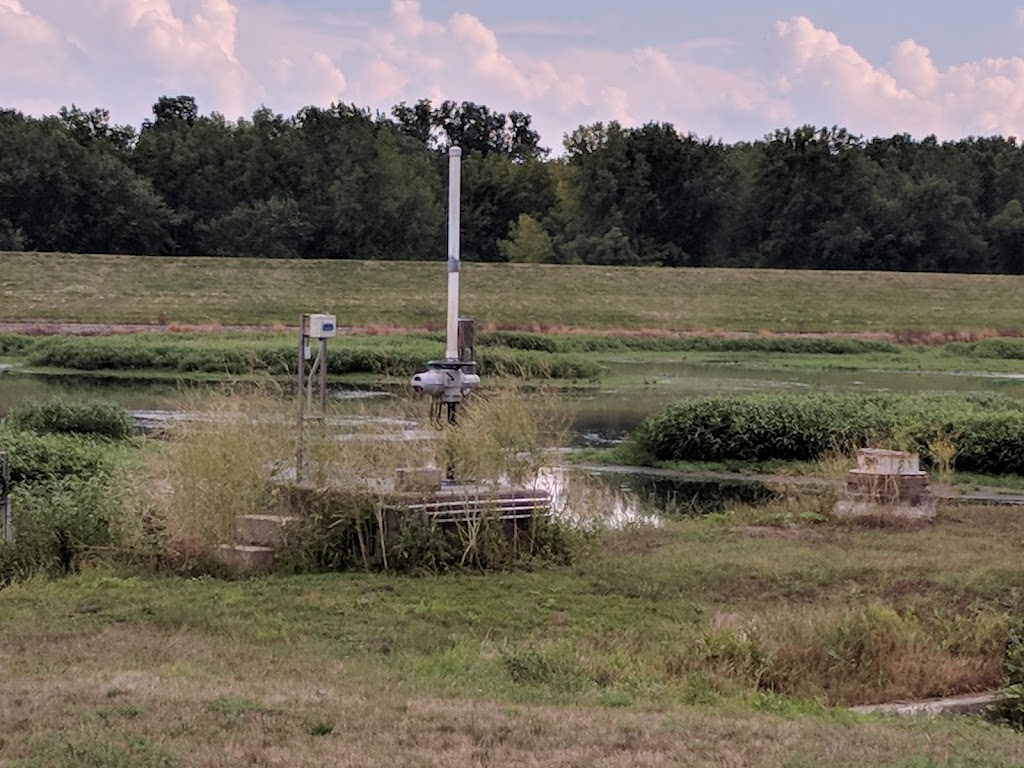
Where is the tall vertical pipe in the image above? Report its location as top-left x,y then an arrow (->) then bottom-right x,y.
445,146 -> 462,361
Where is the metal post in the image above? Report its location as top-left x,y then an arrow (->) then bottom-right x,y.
296,314 -> 308,481
319,338 -> 328,417
1,451 -> 12,544
445,146 -> 462,362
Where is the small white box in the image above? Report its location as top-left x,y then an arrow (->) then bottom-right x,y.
307,314 -> 337,339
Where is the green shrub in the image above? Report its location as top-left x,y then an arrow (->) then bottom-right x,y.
0,428 -> 108,485
478,331 -> 561,353
948,338 -> 1024,360
6,398 -> 134,439
15,333 -> 600,381
0,428 -> 117,586
995,621 -> 1024,728
633,392 -> 1024,475
0,335 -> 34,357
476,348 -> 603,380
0,473 -> 120,586
477,332 -> 899,355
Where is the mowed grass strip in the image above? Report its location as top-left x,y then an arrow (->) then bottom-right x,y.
4,251 -> 1024,332
2,669 -> 1022,768
3,506 -> 1024,765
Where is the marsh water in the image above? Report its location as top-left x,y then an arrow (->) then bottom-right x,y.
5,360 -> 1024,442
3,360 -> 1022,521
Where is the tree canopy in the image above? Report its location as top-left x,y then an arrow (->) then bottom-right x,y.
2,96 -> 1024,274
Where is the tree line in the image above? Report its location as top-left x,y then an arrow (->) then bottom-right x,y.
2,95 -> 1024,274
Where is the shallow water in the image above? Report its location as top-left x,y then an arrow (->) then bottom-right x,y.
540,468 -> 779,527
5,361 -> 1024,446
568,360 -> 1024,444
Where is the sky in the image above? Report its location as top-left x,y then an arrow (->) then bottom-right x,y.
3,0 -> 1024,149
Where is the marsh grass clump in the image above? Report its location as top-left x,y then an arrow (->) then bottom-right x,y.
13,333 -> 603,381
139,384 -> 294,551
634,392 -> 1024,476
688,603 -> 1009,705
994,622 -> 1024,728
5,397 -> 134,439
137,381 -> 574,574
283,386 -> 575,573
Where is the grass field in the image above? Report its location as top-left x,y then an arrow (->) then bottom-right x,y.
7,252 -> 1024,766
3,507 -> 1024,767
4,252 -> 1024,332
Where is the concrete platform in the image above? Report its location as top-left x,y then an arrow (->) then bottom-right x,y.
213,544 -> 276,572
236,514 -> 301,548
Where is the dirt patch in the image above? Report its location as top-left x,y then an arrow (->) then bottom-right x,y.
1,321 -> 1021,345
0,322 -> 288,336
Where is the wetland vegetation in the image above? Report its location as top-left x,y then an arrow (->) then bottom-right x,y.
5,255 -> 1024,766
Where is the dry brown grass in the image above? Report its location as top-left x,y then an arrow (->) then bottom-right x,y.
5,501 -> 1024,765
2,626 -> 1023,768
139,386 -> 295,547
166,321 -> 224,333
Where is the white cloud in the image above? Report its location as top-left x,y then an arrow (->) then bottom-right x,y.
0,0 -> 54,45
6,2 -> 1024,147
772,15 -> 1024,139
888,39 -> 939,97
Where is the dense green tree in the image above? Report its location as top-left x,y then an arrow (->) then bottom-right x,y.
750,126 -> 876,269
5,94 -> 1024,274
561,121 -> 733,266
988,199 -> 1024,273
498,214 -> 555,263
0,109 -> 173,254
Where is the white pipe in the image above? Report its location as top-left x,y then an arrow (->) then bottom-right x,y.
446,146 -> 462,361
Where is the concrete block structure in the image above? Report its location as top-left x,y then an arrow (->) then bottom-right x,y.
833,449 -> 937,521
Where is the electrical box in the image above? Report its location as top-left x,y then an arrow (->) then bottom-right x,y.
307,314 -> 337,339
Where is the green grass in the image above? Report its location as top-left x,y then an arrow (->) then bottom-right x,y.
4,252 -> 1024,332
3,507 -> 1024,766
10,331 -> 1024,389
0,333 -> 602,381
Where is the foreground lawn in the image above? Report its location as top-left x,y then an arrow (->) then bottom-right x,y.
2,506 -> 1024,766
3,252 -> 1024,332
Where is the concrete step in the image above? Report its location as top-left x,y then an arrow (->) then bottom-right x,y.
214,544 -> 276,572
851,692 -> 999,717
236,515 -> 301,548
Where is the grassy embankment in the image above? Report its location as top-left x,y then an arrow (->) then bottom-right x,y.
3,251 -> 1024,332
4,504 -> 1024,767
5,253 -> 1024,388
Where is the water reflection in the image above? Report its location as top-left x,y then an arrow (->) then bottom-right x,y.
536,467 -> 777,529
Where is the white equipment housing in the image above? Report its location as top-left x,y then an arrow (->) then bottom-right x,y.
307,314 -> 337,339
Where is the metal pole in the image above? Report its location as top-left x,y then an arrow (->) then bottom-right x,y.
1,451 -> 12,544
319,338 -> 328,418
445,146 -> 462,362
296,314 -> 308,481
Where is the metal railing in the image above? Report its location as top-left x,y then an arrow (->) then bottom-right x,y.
395,490 -> 552,525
